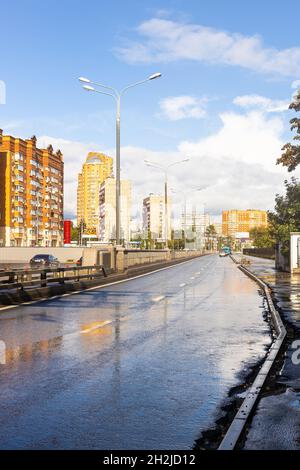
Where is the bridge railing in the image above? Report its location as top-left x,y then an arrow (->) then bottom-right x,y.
0,265 -> 107,291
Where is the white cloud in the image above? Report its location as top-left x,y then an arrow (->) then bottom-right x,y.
292,80 -> 300,89
233,94 -> 289,113
116,18 -> 300,77
159,95 -> 207,120
38,107 -> 292,224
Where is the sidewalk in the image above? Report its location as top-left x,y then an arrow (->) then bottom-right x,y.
237,255 -> 300,450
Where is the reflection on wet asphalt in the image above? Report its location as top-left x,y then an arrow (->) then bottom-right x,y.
240,256 -> 300,449
243,256 -> 300,328
0,255 -> 270,449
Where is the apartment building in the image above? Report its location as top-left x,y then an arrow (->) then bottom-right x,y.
99,177 -> 131,243
222,209 -> 268,238
0,129 -> 63,247
181,207 -> 210,236
143,194 -> 172,242
77,152 -> 113,234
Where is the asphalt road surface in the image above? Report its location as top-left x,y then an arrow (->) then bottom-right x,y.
0,255 -> 270,449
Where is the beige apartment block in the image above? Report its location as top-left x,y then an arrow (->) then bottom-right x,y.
0,129 -> 64,247
222,209 -> 268,238
99,177 -> 132,243
77,152 -> 113,234
143,194 -> 172,241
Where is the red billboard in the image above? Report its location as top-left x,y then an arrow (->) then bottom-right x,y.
64,220 -> 72,245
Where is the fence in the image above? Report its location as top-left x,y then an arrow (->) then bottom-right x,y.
0,265 -> 107,291
242,247 -> 275,260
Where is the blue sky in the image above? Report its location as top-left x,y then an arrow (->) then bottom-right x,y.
1,0 -> 300,221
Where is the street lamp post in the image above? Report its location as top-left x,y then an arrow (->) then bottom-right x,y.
144,159 -> 189,249
79,73 -> 161,245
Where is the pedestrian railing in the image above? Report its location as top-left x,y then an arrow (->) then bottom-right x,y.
0,265 -> 107,291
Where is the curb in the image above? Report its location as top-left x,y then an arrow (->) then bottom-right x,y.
218,259 -> 286,450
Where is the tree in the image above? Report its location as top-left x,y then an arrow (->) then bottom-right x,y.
71,225 -> 79,242
205,224 -> 217,250
205,224 -> 217,238
277,90 -> 300,171
268,178 -> 300,256
249,226 -> 274,248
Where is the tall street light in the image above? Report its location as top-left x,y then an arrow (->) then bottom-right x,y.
79,73 -> 161,245
144,159 -> 189,249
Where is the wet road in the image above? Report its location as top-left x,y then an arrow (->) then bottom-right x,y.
0,255 -> 270,450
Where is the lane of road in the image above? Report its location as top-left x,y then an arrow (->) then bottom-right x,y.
0,255 -> 271,449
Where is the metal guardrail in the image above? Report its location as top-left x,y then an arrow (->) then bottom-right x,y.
0,265 -> 107,291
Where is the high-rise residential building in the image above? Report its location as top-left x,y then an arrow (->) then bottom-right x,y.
181,206 -> 209,249
181,207 -> 210,236
143,194 -> 172,241
99,177 -> 132,243
0,129 -> 64,247
77,152 -> 113,234
222,209 -> 268,238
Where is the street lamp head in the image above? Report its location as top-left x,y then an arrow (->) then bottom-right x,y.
148,72 -> 162,80
83,85 -> 95,92
79,77 -> 91,83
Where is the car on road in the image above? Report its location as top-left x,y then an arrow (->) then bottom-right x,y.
29,254 -> 60,268
219,246 -> 231,257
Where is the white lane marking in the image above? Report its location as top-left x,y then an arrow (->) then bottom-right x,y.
81,320 -> 113,334
190,276 -> 195,280
179,283 -> 186,287
152,295 -> 165,302
195,272 -> 201,275
0,256 -> 211,313
0,305 -> 16,311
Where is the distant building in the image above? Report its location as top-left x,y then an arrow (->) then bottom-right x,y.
180,206 -> 210,249
0,129 -> 64,247
99,178 -> 132,243
222,209 -> 268,238
77,152 -> 113,235
143,194 -> 172,242
181,209 -> 210,236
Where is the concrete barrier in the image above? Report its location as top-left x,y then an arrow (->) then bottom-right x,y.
0,246 -> 207,273
0,247 -> 84,264
0,246 -> 113,266
116,249 -> 205,272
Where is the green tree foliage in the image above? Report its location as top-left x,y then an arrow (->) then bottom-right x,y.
205,224 -> 217,237
268,178 -> 300,255
71,225 -> 79,242
249,226 -> 274,248
205,224 -> 217,251
277,90 -> 300,171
